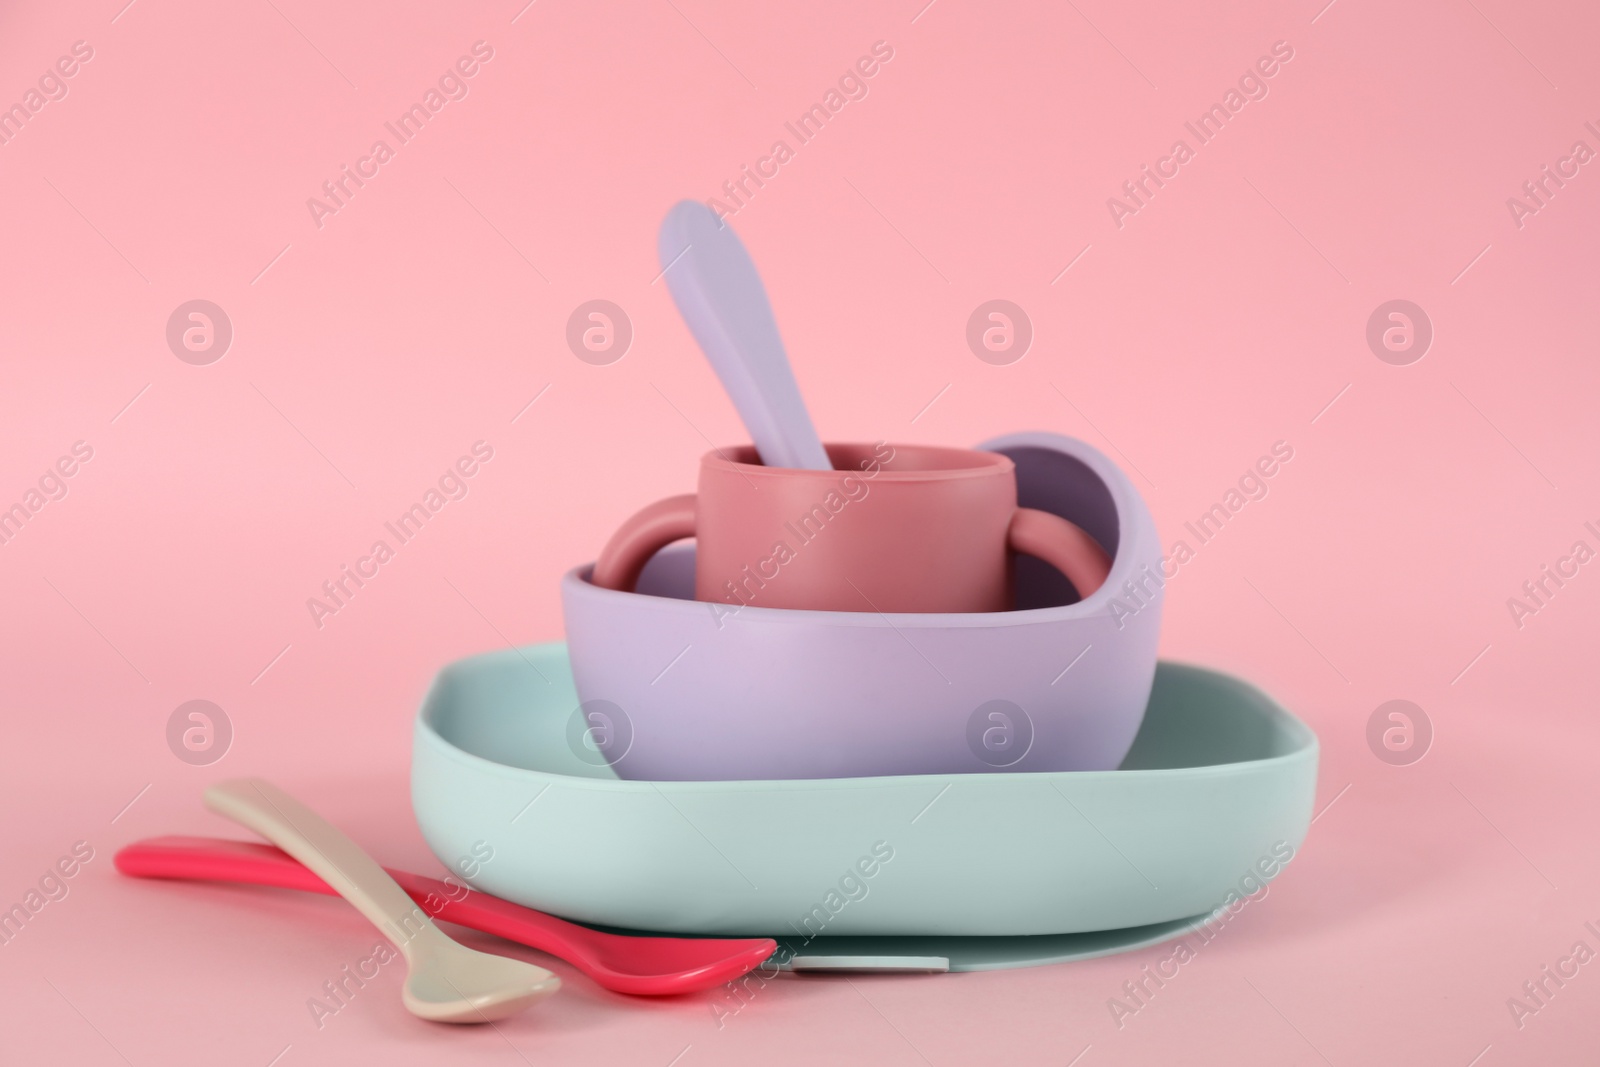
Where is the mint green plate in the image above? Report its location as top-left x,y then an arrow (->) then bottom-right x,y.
412,643 -> 1317,944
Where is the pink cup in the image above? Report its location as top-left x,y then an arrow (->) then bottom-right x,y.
590,442 -> 1111,613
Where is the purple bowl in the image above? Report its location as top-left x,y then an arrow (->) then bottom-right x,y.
559,432 -> 1163,781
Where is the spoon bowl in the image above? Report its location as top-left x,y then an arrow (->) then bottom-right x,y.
403,944 -> 560,1023
658,200 -> 832,471
203,778 -> 561,1024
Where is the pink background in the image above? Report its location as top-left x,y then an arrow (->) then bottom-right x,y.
3,0 -> 1598,1063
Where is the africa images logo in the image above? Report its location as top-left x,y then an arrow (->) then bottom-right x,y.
305,41 -> 495,229
1106,41 -> 1295,229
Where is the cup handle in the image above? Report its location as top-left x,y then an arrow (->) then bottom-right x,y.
591,494 -> 698,593
1007,507 -> 1112,599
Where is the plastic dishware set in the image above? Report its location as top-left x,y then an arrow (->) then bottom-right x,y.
418,203 -> 1319,952
116,202 -> 1319,1022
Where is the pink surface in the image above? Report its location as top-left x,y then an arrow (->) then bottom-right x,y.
1,0 -> 1597,1063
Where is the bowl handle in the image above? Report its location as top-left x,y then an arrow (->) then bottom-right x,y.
1008,507 -> 1112,599
591,495 -> 698,592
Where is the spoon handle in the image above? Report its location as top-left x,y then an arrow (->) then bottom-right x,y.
204,778 -> 453,961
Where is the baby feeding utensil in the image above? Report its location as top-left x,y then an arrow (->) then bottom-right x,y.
658,200 -> 832,471
204,779 -> 560,1023
115,835 -> 779,996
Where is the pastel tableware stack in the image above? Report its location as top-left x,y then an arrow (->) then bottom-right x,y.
563,202 -> 1159,781
410,203 -> 1318,962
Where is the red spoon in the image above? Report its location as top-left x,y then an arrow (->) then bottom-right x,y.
116,836 -> 776,996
